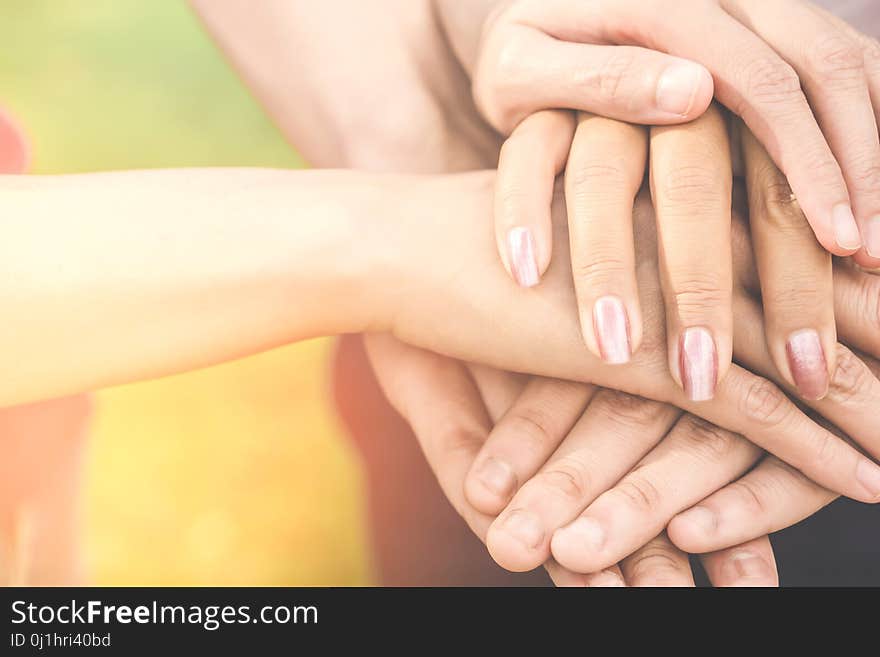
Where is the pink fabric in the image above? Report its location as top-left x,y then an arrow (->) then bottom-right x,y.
0,107 -> 30,174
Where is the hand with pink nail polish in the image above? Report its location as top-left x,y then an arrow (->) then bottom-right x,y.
492,105 -> 735,403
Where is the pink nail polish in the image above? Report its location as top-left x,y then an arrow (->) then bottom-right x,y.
507,227 -> 539,287
592,296 -> 631,364
786,329 -> 829,400
679,327 -> 718,402
832,204 -> 861,250
866,216 -> 880,259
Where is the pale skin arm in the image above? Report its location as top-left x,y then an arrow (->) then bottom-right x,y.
0,168 -> 390,404
5,166 -> 879,506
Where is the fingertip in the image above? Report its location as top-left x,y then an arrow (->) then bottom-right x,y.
715,550 -> 778,587
667,505 -> 717,553
784,329 -> 832,401
549,517 -> 606,573
505,226 -> 541,287
464,456 -> 517,516
831,204 -> 862,254
588,295 -> 633,364
654,60 -> 713,122
678,327 -> 719,402
851,249 -> 880,271
486,510 -> 547,572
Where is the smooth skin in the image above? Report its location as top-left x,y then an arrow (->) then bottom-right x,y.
467,0 -> 878,399
466,202 -> 880,576
4,167 -> 879,547
369,336 -> 779,586
194,0 -> 880,584
462,0 -> 880,264
496,105 -> 841,402
193,0 -> 761,585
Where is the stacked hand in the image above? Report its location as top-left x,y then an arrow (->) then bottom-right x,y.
194,0 -> 880,585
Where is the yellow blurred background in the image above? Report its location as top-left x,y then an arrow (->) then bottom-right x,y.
1,0 -> 372,585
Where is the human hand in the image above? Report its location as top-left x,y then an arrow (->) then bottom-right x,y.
377,171 -> 880,505
368,333 -> 779,586
495,104 -> 840,406
463,0 -> 880,266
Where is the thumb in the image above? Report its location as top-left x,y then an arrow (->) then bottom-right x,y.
475,37 -> 713,133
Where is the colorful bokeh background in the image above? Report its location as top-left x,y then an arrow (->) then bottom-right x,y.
1,0 -> 372,585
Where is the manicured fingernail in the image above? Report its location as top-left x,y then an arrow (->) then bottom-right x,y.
866,216 -> 880,259
507,227 -> 539,287
724,552 -> 774,585
587,570 -> 625,587
475,457 -> 516,500
679,327 -> 718,402
786,329 -> 829,400
556,517 -> 605,552
500,510 -> 544,549
832,204 -> 861,250
676,505 -> 717,536
592,295 -> 632,364
856,459 -> 880,499
656,62 -> 704,116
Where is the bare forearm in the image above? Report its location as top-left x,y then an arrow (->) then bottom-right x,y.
0,168 -> 385,404
190,0 -> 496,172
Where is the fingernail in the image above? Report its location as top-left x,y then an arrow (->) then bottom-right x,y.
586,570 -> 625,587
475,457 -> 516,500
507,227 -> 539,287
856,459 -> 880,500
676,505 -> 717,536
832,204 -> 861,250
500,510 -> 544,549
786,329 -> 829,400
556,517 -> 605,552
679,327 -> 718,402
724,551 -> 774,585
866,216 -> 880,259
592,296 -> 632,364
656,62 -> 704,116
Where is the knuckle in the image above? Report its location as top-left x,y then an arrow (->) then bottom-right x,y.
752,168 -> 809,233
612,472 -> 663,513
670,277 -> 730,317
808,429 -> 840,473
591,389 -> 670,433
502,405 -> 556,448
862,36 -> 880,74
588,49 -> 637,105
826,346 -> 873,404
726,479 -> 771,518
474,32 -> 528,132
808,33 -> 865,85
433,421 -> 484,459
739,378 -> 790,427
851,274 -> 880,331
537,458 -> 589,502
572,254 -> 631,287
495,179 -> 533,221
626,543 -> 685,584
567,161 -> 631,195
761,282 -> 823,314
742,57 -> 803,107
846,155 -> 880,194
677,416 -> 741,463
658,164 -> 727,209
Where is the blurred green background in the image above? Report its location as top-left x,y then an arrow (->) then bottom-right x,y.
1,0 -> 372,585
